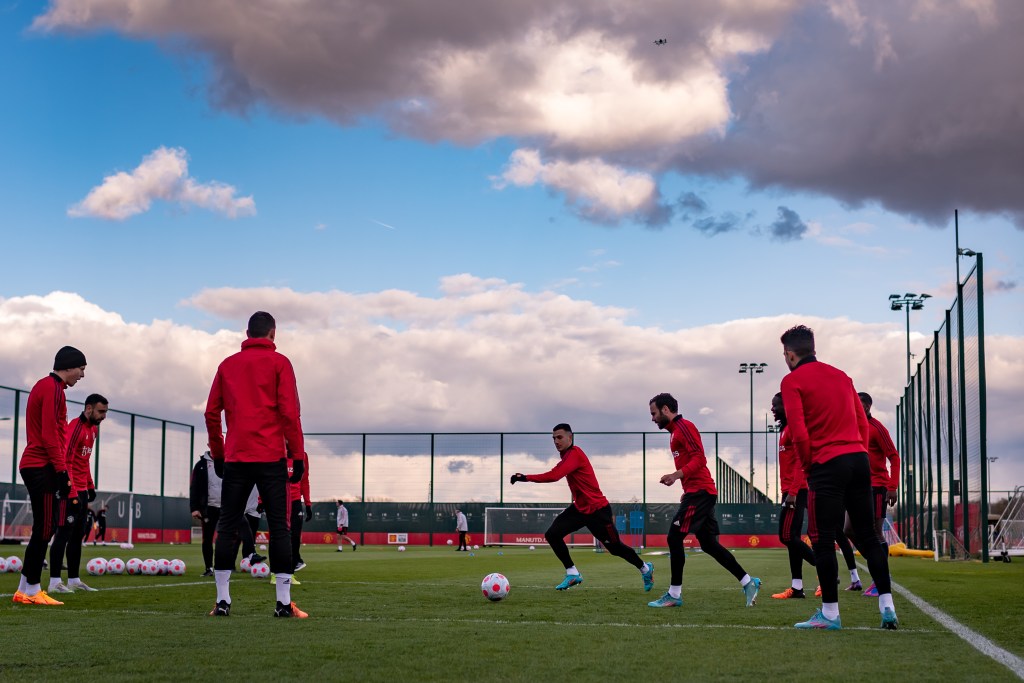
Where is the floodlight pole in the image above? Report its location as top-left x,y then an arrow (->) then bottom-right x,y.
888,294 -> 931,385
738,362 -> 766,500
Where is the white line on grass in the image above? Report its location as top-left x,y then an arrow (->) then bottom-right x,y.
0,580 -> 209,598
858,564 -> 1024,680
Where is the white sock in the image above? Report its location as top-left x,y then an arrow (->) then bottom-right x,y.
850,568 -> 860,582
740,574 -> 751,587
49,577 -> 62,590
17,575 -> 28,594
337,546 -> 343,551
879,593 -> 895,613
638,561 -> 649,573
668,585 -> 682,599
214,569 -> 231,604
822,602 -> 840,621
276,573 -> 292,604
792,578 -> 803,590
24,582 -> 41,597
68,577 -> 83,586
566,566 -> 580,576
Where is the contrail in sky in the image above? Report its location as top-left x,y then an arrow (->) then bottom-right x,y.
371,219 -> 396,230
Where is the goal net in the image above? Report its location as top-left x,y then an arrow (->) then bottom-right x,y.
484,507 -> 612,547
934,529 -> 971,561
1,495 -> 32,543
990,486 -> 1024,558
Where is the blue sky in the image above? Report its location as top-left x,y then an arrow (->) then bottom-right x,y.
1,1 -> 1022,493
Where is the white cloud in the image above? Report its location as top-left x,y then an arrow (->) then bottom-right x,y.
2,282 -> 1020,498
494,149 -> 660,222
68,147 -> 255,220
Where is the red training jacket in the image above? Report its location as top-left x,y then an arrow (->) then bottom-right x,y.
19,374 -> 69,471
526,444 -> 609,514
66,414 -> 97,495
205,337 -> 305,464
667,415 -> 717,495
778,426 -> 808,496
288,452 -> 311,506
867,416 -> 901,489
780,358 -> 869,469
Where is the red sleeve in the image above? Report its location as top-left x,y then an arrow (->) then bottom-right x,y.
874,421 -> 901,490
204,370 -> 225,461
855,388 -> 870,450
46,381 -> 68,471
678,429 -> 707,479
526,450 -> 579,483
277,358 -> 305,460
780,377 -> 811,469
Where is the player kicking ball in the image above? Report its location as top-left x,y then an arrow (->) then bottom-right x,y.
648,393 -> 761,608
510,423 -> 654,592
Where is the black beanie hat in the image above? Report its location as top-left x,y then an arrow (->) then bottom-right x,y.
53,346 -> 87,371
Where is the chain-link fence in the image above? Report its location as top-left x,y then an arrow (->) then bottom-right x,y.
897,255 -> 988,560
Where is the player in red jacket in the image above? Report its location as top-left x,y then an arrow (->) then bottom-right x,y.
647,393 -> 761,608
48,394 -> 108,594
287,450 -> 312,572
857,392 -> 900,597
510,424 -> 654,592
780,325 -> 897,630
205,311 -> 307,619
13,346 -> 87,607
770,393 -> 816,599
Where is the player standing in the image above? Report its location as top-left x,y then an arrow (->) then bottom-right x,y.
190,448 -> 223,576
857,392 -> 900,597
49,394 -> 108,593
288,451 -> 312,572
647,394 -> 761,608
779,325 -> 897,630
455,509 -> 469,551
510,423 -> 654,591
13,346 -> 87,606
336,501 -> 357,551
769,393 -> 816,599
205,311 -> 307,618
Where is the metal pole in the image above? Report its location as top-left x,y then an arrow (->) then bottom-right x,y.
749,370 -> 754,493
360,434 -> 366,503
934,330 -> 943,540
977,253 -> 989,563
128,414 -> 136,493
945,308 -> 955,540
957,277 -> 969,556
499,433 -> 504,505
905,303 -> 912,385
11,390 -> 20,485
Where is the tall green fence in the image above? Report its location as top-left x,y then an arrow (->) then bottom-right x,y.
896,255 -> 988,560
0,385 -> 195,498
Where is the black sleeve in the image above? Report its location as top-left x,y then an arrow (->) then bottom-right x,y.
189,460 -> 208,512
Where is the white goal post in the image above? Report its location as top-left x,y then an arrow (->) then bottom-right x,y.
1,495 -> 32,543
484,507 -> 590,547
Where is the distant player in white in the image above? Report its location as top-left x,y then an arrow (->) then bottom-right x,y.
455,509 -> 469,551
336,500 -> 357,551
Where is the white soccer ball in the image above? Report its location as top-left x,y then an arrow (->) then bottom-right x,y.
259,544 -> 267,551
240,556 -> 252,572
473,545 -> 479,550
156,558 -> 170,575
141,559 -> 159,575
398,546 -> 406,552
169,559 -> 186,576
0,557 -> 7,573
87,558 -> 108,576
447,539 -> 453,545
6,556 -> 22,573
529,545 -> 535,551
481,573 -> 510,601
250,561 -> 270,578
106,558 -> 126,575
126,558 -> 143,575
119,542 -> 134,550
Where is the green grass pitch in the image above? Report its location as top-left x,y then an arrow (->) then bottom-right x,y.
2,544 -> 1022,681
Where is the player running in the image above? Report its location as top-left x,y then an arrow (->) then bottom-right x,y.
856,392 -> 900,597
647,393 -> 761,608
510,423 -> 654,592
779,325 -> 897,630
770,393 -> 816,599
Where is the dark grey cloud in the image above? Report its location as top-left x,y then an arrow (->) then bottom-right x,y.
676,191 -> 709,219
693,212 -> 743,236
994,280 -> 1018,292
446,459 -> 474,474
767,205 -> 807,242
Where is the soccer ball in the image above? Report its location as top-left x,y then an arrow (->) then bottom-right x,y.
397,546 -> 406,552
250,562 -> 270,578
447,539 -> 453,545
156,559 -> 170,575
126,558 -> 142,575
473,545 -> 479,550
6,556 -> 23,573
481,573 -> 510,601
87,558 -> 108,576
240,556 -> 252,572
141,559 -> 159,575
529,545 -> 535,551
168,559 -> 186,576
106,558 -> 126,575
0,557 -> 7,573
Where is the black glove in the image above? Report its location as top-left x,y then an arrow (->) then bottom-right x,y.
510,473 -> 528,485
256,502 -> 265,515
55,470 -> 72,499
213,458 -> 224,478
87,489 -> 97,502
290,458 -> 304,484
305,505 -> 313,522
